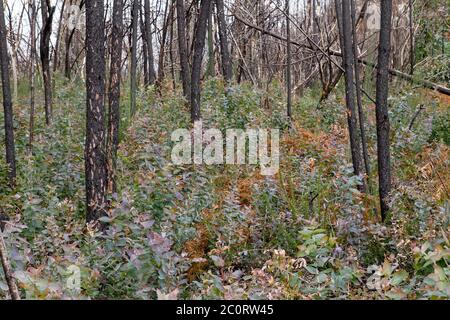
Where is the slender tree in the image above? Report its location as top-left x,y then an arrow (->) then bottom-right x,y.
286,0 -> 292,119
176,0 -> 191,102
28,0 -> 37,152
157,0 -> 175,88
191,0 -> 212,122
144,0 -> 156,85
0,0 -> 16,187
339,0 -> 365,191
107,0 -> 124,194
375,0 -> 393,220
350,0 -> 370,185
85,0 -> 107,223
40,0 -> 55,126
216,0 -> 232,83
140,6 -> 149,85
409,0 -> 414,76
206,9 -> 215,78
130,0 -> 139,116
53,0 -> 66,72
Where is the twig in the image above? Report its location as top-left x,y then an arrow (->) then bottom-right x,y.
0,230 -> 21,300
408,104 -> 425,131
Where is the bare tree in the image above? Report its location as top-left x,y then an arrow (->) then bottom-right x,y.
285,0 -> 292,120
130,0 -> 139,116
85,0 -> 107,224
40,0 -> 55,126
107,0 -> 124,194
28,0 -> 37,152
351,0 -> 370,185
216,0 -> 232,83
53,0 -> 67,72
375,0 -> 393,220
338,0 -> 365,191
176,0 -> 191,102
144,0 -> 156,85
409,0 -> 414,75
191,0 -> 212,122
0,0 -> 16,187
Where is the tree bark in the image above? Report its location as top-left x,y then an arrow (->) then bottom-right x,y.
191,0 -> 212,122
0,0 -> 16,187
375,0 -> 393,220
286,0 -> 292,120
53,0 -> 67,72
85,0 -> 107,224
215,0 -> 232,83
157,0 -> 175,89
28,0 -> 37,153
350,0 -> 370,185
339,0 -> 365,190
130,0 -> 139,116
40,0 -> 55,126
144,0 -> 156,85
107,0 -> 123,194
206,9 -> 215,78
409,0 -> 414,76
176,0 -> 191,102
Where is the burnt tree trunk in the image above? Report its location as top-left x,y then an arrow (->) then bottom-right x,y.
176,0 -> 191,102
85,0 -> 108,224
107,0 -> 123,194
0,0 -> 16,187
286,0 -> 292,120
130,0 -> 139,116
339,0 -> 365,191
144,0 -> 156,85
191,0 -> 212,122
350,0 -> 370,185
409,0 -> 414,76
40,0 -> 55,126
157,0 -> 174,88
215,0 -> 232,83
28,0 -> 37,153
53,0 -> 66,72
140,6 -> 149,85
375,0 -> 393,220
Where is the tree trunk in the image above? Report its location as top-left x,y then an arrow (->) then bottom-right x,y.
40,0 -> 55,126
350,0 -> 370,185
286,0 -> 292,120
53,0 -> 66,72
140,8 -> 149,86
176,0 -> 191,102
206,9 -> 215,78
144,0 -> 156,85
157,0 -> 174,88
409,0 -> 414,76
85,0 -> 107,224
339,0 -> 365,191
130,0 -> 139,116
375,0 -> 393,220
215,0 -> 232,83
107,0 -> 123,194
28,0 -> 37,153
0,0 -> 16,187
190,0 -> 212,122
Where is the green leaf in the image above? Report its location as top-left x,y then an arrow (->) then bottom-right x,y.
391,270 -> 408,286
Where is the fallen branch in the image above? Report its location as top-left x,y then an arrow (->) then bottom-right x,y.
0,218 -> 20,300
408,104 -> 425,131
232,12 -> 450,97
356,59 -> 450,96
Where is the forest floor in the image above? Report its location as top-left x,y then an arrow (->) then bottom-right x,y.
0,77 -> 449,299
